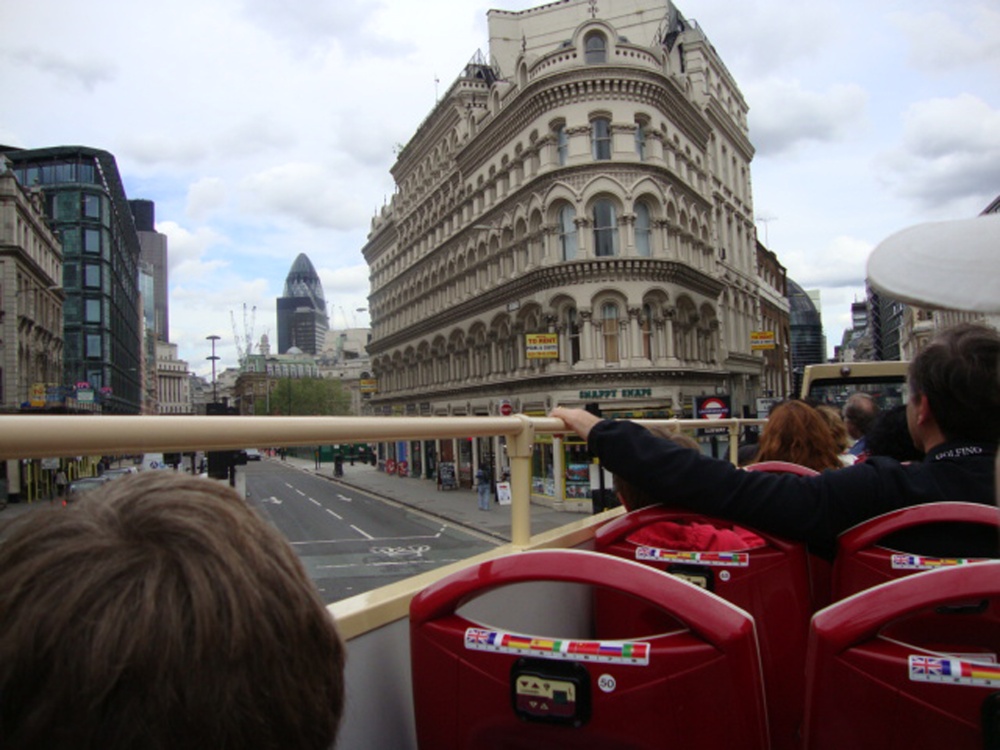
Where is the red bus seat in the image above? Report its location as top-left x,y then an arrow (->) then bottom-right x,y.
833,502 -> 1000,601
805,561 -> 1000,750
594,507 -> 811,750
410,549 -> 769,750
745,460 -> 820,476
744,460 -> 833,612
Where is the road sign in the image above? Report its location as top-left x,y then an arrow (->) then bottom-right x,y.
499,399 -> 513,416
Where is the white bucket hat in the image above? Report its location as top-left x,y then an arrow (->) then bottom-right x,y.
866,213 -> 1000,314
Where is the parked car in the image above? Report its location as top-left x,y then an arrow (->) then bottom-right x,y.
103,467 -> 138,479
64,475 -> 113,503
244,448 -> 262,461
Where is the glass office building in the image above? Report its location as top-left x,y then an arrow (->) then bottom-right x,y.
4,146 -> 142,413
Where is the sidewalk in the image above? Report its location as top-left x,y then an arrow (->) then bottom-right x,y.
279,456 -> 593,541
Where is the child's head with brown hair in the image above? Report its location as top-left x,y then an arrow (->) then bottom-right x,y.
0,471 -> 345,750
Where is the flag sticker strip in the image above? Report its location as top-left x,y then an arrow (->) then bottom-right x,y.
909,655 -> 1000,687
636,546 -> 749,567
464,627 -> 650,666
891,553 -> 986,570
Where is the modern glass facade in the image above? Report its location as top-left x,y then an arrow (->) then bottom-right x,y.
5,146 -> 142,413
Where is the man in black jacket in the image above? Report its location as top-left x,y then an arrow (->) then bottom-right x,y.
551,323 -> 999,559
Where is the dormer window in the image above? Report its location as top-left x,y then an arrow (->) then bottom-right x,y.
584,32 -> 607,64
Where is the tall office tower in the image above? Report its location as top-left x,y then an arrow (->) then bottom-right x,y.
4,145 -> 143,413
129,199 -> 169,342
787,278 -> 826,396
276,253 -> 328,355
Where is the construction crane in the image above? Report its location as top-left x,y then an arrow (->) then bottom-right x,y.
231,303 -> 256,370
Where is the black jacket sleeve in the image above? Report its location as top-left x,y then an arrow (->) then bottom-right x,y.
588,419 -> 911,557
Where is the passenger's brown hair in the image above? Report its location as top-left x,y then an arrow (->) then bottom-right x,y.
0,471 -> 345,750
753,400 -> 845,472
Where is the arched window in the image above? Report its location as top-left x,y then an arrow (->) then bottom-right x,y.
556,124 -> 568,166
601,302 -> 620,363
635,201 -> 652,257
559,205 -> 578,260
641,302 -> 655,359
591,117 -> 611,160
592,200 -> 618,257
566,307 -> 581,364
584,32 -> 607,64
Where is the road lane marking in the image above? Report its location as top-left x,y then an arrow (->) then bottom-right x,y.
289,529 -> 447,545
295,489 -> 305,496
337,494 -> 352,502
350,524 -> 374,540
325,508 -> 343,520
308,497 -> 321,506
317,558 -> 464,570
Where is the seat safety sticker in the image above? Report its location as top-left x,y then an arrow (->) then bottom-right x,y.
909,655 -> 1000,687
636,546 -> 749,567
891,554 -> 985,570
464,627 -> 650,666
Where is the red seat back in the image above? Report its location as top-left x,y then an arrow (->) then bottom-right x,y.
594,506 -> 811,750
805,561 -> 1000,750
745,460 -> 821,476
744,461 -> 833,610
410,549 -> 769,750
833,502 -> 1000,600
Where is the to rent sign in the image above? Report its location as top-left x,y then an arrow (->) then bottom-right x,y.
525,333 -> 559,359
751,331 -> 776,350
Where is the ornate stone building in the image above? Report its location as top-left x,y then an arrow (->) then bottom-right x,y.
0,156 -> 64,412
362,0 -> 770,493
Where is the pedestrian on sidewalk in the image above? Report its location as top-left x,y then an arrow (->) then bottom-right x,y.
54,469 -> 68,501
475,466 -> 491,511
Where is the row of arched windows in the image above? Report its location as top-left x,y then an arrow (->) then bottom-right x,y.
372,294 -> 726,394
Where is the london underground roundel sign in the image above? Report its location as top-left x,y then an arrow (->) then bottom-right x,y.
699,397 -> 729,419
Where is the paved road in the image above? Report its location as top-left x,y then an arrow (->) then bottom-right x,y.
244,461 -> 500,602
0,457 -> 595,604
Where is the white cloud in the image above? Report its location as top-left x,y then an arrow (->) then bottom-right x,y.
892,5 -> 1000,72
185,178 -> 228,222
119,133 -> 210,167
747,79 -> 868,156
781,235 -> 872,290
879,94 -> 1000,210
239,162 -> 370,229
158,221 -> 230,281
4,47 -> 116,90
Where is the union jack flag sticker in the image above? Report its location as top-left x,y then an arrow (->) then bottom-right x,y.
465,628 -> 494,646
910,655 -> 944,676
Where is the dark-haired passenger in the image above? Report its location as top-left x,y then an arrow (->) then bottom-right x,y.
552,323 -> 999,559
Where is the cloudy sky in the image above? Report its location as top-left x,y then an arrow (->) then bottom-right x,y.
3,0 -> 998,375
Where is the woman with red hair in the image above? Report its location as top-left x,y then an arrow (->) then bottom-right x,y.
751,400 -> 845,473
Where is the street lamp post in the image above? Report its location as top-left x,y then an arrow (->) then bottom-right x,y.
206,335 -> 221,404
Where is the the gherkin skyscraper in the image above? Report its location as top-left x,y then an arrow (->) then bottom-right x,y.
276,253 -> 328,355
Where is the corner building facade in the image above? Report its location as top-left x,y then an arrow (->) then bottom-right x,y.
363,0 -> 767,494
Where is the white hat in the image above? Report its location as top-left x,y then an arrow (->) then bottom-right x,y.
866,213 -> 1000,313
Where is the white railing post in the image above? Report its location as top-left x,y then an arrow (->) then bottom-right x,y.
508,415 -> 535,548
